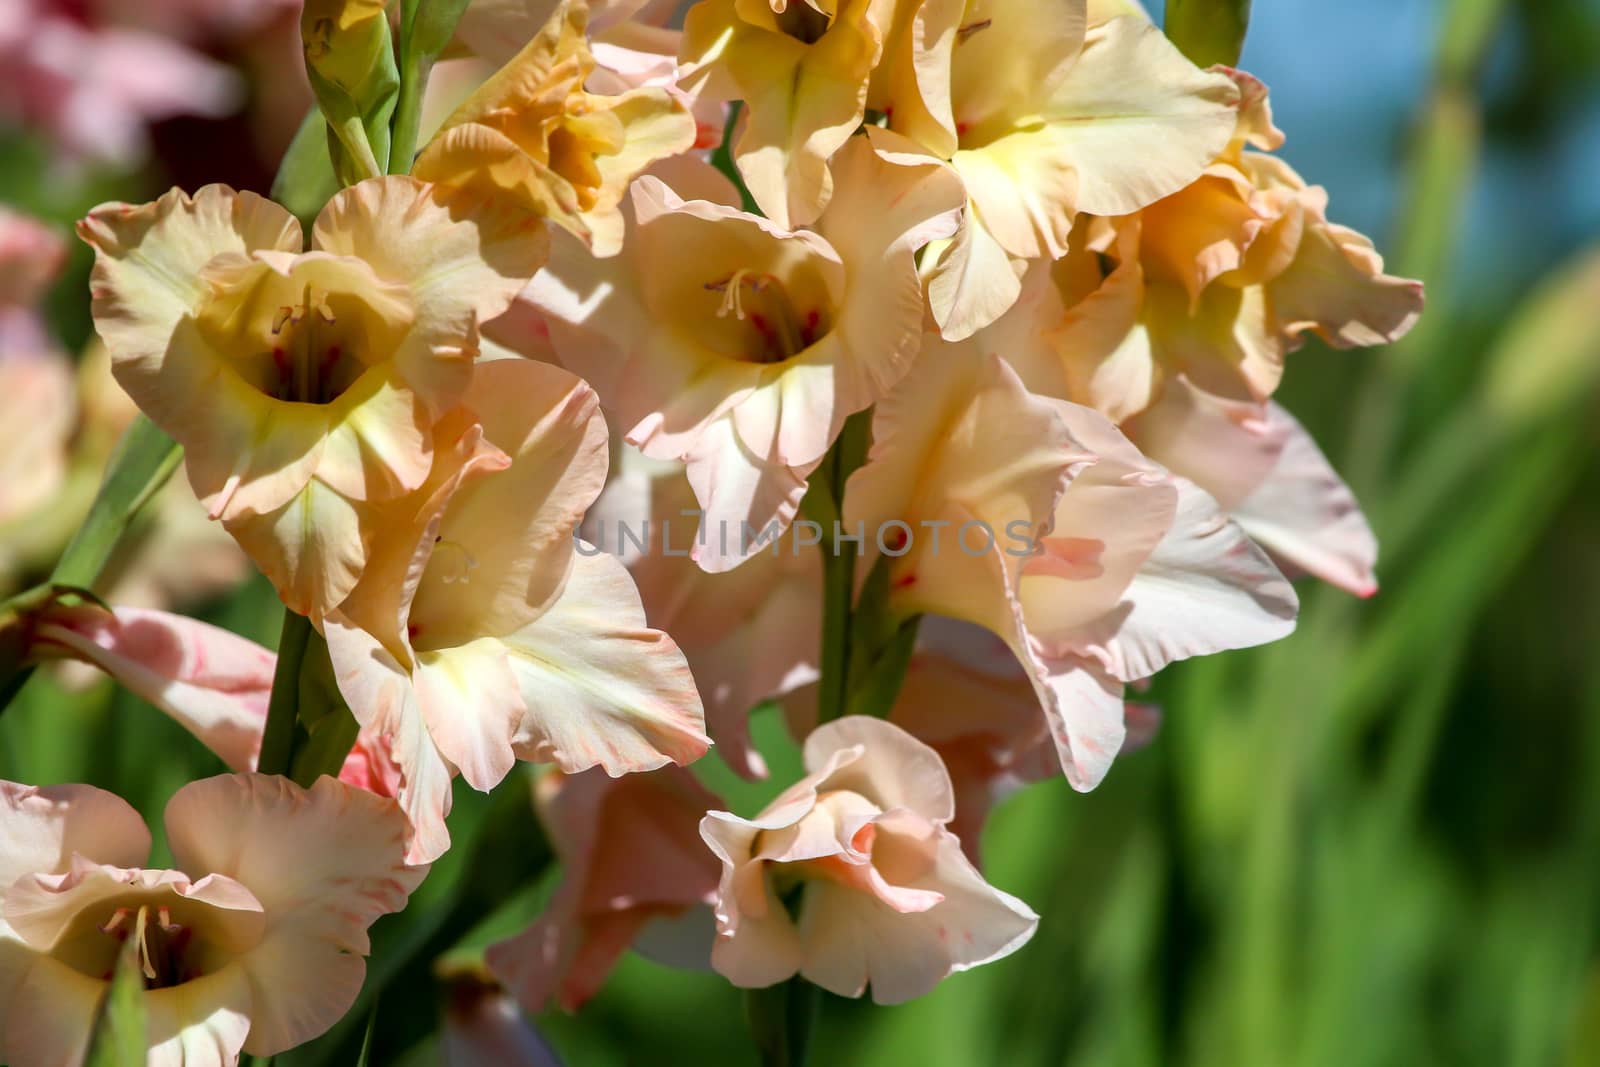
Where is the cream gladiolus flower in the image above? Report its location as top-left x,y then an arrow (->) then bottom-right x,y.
0,774 -> 422,1065
701,716 -> 1037,1002
415,0 -> 697,257
1029,69 -> 1423,420
531,133 -> 964,570
679,0 -> 885,228
78,178 -> 547,617
870,1 -> 1240,339
843,334 -> 1297,789
323,358 -> 708,864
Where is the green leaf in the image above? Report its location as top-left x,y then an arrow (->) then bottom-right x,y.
84,938 -> 149,1067
355,999 -> 378,1067
51,415 -> 181,593
272,109 -> 342,231
1163,0 -> 1252,67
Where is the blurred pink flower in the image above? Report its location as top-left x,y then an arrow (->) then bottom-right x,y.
0,208 -> 73,528
487,766 -> 722,1013
0,0 -> 242,169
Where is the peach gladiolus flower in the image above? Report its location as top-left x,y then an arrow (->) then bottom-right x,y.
782,618 -> 1160,862
488,766 -> 723,1012
870,1 -> 1240,339
843,334 -> 1297,789
582,444 -> 821,779
0,774 -> 422,1065
532,133 -> 964,570
324,358 -> 708,864
415,0 -> 697,257
449,0 -> 728,156
678,0 -> 885,228
701,716 -> 1037,1002
78,178 -> 547,617
1031,69 -> 1422,420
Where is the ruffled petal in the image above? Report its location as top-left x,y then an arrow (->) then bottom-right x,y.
1231,405 -> 1378,597
409,359 -> 607,647
502,550 -> 710,774
312,176 -> 550,416
1066,478 -> 1299,682
323,618 -> 457,864
162,774 -> 425,1054
30,606 -> 275,774
0,781 -> 149,888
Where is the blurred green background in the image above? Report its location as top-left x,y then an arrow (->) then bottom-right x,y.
4,0 -> 1600,1064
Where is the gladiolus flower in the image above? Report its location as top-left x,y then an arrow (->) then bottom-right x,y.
28,602 -> 402,796
487,766 -> 723,1012
1027,68 -> 1423,420
869,1 -> 1241,339
583,445 -> 821,779
440,968 -> 563,1067
415,0 -> 698,257
1123,376 -> 1379,596
843,334 -> 1297,789
0,774 -> 423,1065
531,133 -> 964,570
678,0 -> 885,228
78,178 -> 548,618
323,358 -> 708,864
782,618 -> 1160,862
701,716 -> 1037,1002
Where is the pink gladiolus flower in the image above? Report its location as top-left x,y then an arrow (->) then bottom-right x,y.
29,603 -> 403,797
0,207 -> 73,528
869,1 -> 1242,338
488,766 -> 723,1012
1018,68 -> 1423,420
702,716 -> 1037,1002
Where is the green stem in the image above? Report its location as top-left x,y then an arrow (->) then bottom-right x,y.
258,609 -> 314,777
0,416 -> 180,716
804,411 -> 871,724
387,0 -> 430,176
52,415 -> 181,592
745,978 -> 820,1067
